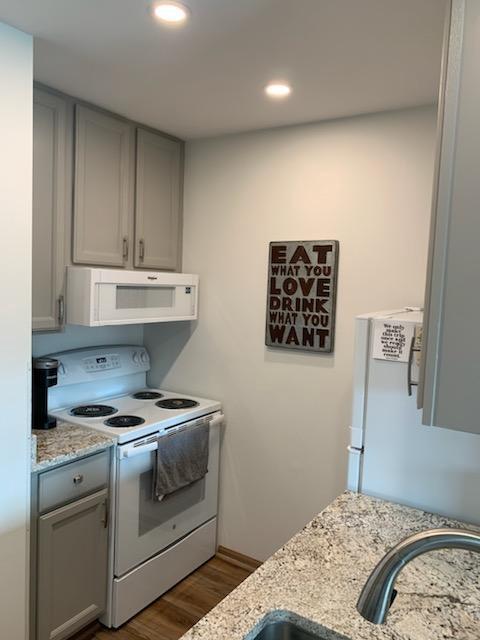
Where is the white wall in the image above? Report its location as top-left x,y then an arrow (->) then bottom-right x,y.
0,22 -> 33,640
145,106 -> 437,560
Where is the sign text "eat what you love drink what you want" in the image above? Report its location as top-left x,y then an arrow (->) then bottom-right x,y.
265,241 -> 339,353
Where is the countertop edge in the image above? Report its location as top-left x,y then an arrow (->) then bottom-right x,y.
31,439 -> 114,473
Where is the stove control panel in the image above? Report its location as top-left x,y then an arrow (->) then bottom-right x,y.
132,350 -> 150,366
82,354 -> 121,372
46,345 -> 151,388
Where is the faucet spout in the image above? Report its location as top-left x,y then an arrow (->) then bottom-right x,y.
357,527 -> 480,624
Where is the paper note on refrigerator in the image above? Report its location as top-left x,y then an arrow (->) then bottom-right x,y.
372,319 -> 415,362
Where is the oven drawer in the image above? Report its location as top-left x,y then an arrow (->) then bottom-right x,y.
111,517 -> 217,627
38,450 -> 110,513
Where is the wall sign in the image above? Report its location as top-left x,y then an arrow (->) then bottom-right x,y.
265,240 -> 339,353
372,319 -> 415,362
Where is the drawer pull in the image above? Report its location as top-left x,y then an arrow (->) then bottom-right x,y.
73,474 -> 84,485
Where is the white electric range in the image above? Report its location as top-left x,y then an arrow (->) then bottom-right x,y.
47,345 -> 224,628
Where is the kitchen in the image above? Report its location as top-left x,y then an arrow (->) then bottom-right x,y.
1,1 -> 479,639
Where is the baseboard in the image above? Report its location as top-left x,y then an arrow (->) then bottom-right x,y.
216,546 -> 262,572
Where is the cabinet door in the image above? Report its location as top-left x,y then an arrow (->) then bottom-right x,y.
420,0 -> 480,434
134,128 -> 182,270
73,105 -> 133,266
36,490 -> 108,640
32,89 -> 68,331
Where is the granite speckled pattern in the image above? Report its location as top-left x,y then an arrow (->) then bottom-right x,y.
32,420 -> 114,472
181,492 -> 480,640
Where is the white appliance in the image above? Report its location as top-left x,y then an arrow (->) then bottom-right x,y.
348,308 -> 480,525
47,345 -> 223,628
66,267 -> 199,326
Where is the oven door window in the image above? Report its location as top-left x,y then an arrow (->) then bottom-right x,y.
114,426 -> 219,577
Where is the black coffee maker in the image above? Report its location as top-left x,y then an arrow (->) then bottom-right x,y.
32,357 -> 59,429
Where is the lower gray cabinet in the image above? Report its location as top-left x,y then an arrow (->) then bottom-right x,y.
36,489 -> 109,640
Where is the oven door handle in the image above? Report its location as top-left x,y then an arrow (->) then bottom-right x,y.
120,441 -> 158,459
118,413 -> 225,460
209,412 -> 225,428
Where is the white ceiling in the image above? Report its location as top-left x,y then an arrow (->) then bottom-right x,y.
0,0 -> 446,139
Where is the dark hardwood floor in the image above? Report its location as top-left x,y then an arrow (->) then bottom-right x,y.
90,552 -> 259,640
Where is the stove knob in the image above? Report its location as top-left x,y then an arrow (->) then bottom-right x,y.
132,351 -> 140,365
140,351 -> 149,365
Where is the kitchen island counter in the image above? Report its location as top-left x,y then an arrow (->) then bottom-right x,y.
32,420 -> 114,472
180,492 -> 480,640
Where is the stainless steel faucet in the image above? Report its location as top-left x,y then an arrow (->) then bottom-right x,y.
357,528 -> 480,624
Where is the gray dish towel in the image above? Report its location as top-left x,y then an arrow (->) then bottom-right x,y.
154,422 -> 210,501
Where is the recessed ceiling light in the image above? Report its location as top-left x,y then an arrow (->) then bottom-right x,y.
153,1 -> 190,24
264,82 -> 292,99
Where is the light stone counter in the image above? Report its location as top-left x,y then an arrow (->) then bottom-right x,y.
181,492 -> 480,640
32,420 -> 114,472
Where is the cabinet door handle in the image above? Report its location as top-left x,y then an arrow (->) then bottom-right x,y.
58,295 -> 65,326
139,239 -> 145,262
123,237 -> 129,261
102,499 -> 109,528
72,474 -> 84,485
407,337 -> 421,396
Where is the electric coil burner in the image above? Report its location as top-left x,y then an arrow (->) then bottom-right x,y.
156,398 -> 200,410
132,391 -> 164,400
104,415 -> 146,428
70,404 -> 117,418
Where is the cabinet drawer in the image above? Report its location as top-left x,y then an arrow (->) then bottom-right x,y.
39,451 -> 109,513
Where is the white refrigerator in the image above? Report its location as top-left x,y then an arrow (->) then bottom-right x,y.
347,308 -> 480,525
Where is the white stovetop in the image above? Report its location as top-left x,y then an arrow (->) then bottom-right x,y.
50,388 -> 221,444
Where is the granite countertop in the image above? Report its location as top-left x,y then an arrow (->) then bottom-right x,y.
31,420 -> 114,472
181,492 -> 480,640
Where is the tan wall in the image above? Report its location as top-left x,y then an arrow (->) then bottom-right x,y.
145,106 -> 437,560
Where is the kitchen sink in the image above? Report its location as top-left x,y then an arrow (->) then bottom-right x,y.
250,619 -> 338,640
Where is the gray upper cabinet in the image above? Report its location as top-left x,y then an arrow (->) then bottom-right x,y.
134,128 -> 182,270
36,489 -> 108,640
32,88 -> 69,331
32,87 -> 184,332
73,105 -> 133,267
420,0 -> 480,434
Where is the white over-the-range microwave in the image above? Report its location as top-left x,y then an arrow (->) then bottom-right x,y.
66,267 -> 199,326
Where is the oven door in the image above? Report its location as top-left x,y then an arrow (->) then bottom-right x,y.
96,282 -> 197,325
114,414 -> 221,577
